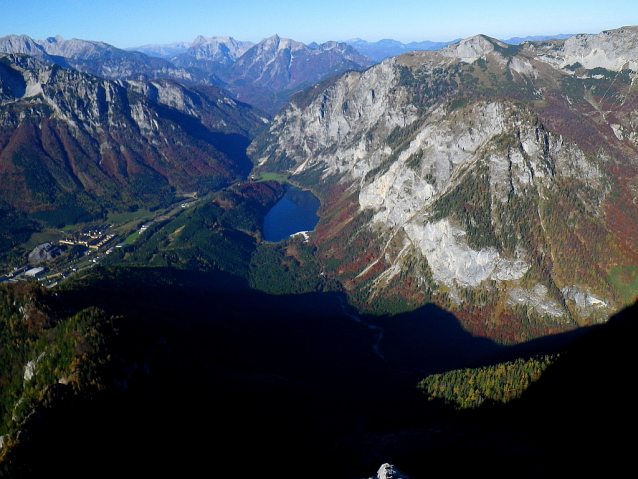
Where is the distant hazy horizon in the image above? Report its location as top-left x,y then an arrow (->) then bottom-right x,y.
1,0 -> 637,49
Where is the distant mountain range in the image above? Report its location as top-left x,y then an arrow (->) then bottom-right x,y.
348,35 -> 574,61
131,34 -> 574,62
0,34 -> 198,83
0,33 -> 574,115
0,33 -> 373,114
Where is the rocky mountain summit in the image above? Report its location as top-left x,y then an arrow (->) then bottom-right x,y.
250,26 -> 638,342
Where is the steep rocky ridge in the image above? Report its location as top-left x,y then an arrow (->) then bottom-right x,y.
0,34 -> 200,84
0,54 -> 267,223
525,26 -> 638,71
250,26 -> 638,342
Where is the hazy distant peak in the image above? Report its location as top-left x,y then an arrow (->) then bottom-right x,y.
192,35 -> 207,45
44,35 -> 65,44
344,37 -> 461,61
501,33 -> 572,45
192,35 -> 236,46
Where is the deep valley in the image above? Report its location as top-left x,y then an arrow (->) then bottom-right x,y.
1,26 -> 638,478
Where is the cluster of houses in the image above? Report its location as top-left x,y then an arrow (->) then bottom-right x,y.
59,225 -> 115,250
1,225 -> 118,286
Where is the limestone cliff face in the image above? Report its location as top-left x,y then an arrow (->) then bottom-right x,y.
527,26 -> 638,71
251,26 -> 638,340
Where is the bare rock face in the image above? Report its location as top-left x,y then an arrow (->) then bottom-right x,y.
28,243 -> 63,264
368,463 -> 409,479
251,26 -> 638,341
527,26 -> 638,71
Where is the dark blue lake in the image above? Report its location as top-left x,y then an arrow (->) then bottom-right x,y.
263,185 -> 320,242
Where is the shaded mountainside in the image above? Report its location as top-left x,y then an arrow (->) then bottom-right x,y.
250,26 -> 638,343
397,301 -> 638,478
0,54 -> 267,226
0,265 -> 635,478
0,175 -> 620,477
0,282 -> 117,474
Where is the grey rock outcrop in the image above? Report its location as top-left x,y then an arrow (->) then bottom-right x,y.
368,463 -> 410,479
28,243 -> 63,264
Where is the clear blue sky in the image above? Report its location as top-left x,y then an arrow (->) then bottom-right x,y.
2,0 -> 638,48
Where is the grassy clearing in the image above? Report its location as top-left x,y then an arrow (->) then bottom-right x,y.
607,265 -> 638,304
75,258 -> 93,270
107,209 -> 153,224
258,172 -> 289,183
122,231 -> 140,246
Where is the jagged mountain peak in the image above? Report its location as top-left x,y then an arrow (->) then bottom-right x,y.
191,35 -> 245,47
192,34 -> 213,45
1,34 -> 202,84
0,34 -> 47,57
